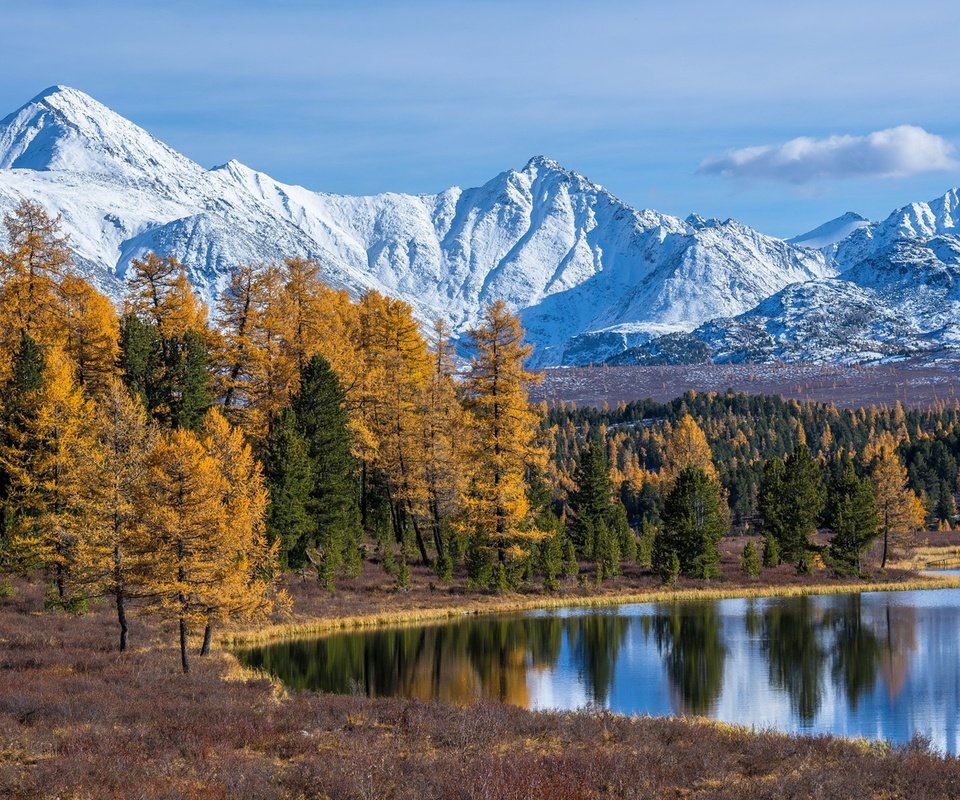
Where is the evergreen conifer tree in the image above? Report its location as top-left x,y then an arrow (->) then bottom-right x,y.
741,540 -> 761,578
263,409 -> 315,569
826,459 -> 878,576
0,333 -> 45,551
291,355 -> 361,589
656,465 -> 727,579
778,444 -> 825,572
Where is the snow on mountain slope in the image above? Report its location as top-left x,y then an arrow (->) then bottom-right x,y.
1,85 -> 950,368
615,189 -> 960,366
788,212 -> 870,249
523,215 -> 833,365
0,86 -> 843,365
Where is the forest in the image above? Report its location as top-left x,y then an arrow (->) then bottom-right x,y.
1,199 -> 959,674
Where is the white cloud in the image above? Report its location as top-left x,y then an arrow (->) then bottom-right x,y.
698,125 -> 959,183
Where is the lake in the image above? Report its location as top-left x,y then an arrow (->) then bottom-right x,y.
236,586 -> 960,753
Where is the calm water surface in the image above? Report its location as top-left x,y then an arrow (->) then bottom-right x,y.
236,587 -> 960,752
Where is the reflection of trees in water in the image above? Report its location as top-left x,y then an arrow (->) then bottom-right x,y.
760,594 -> 917,723
237,613 -> 629,708
762,597 -> 825,723
565,613 -> 631,705
653,601 -> 726,715
877,604 -> 917,701
825,595 -> 881,709
238,592 -> 920,719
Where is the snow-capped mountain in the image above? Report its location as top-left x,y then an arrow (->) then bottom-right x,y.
787,212 -> 870,249
618,192 -> 960,366
0,86 -> 841,365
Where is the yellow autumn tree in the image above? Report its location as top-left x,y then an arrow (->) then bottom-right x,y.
73,378 -> 155,650
137,428 -> 230,673
460,301 -> 547,577
362,292 -> 433,564
659,414 -> 718,491
421,319 -> 465,564
197,408 -> 284,654
3,347 -> 96,607
0,201 -> 73,375
124,252 -> 208,338
57,274 -> 120,400
214,263 -> 278,439
870,432 -> 926,567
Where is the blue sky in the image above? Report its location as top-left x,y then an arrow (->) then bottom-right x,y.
3,0 -> 960,236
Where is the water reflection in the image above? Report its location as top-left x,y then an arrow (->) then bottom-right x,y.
653,602 -> 726,715
236,588 -> 960,752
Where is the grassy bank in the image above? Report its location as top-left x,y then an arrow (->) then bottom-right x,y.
224,571 -> 960,646
221,532 -> 960,645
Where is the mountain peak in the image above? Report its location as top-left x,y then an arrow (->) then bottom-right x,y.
0,85 -> 202,182
27,85 -> 77,103
523,155 -> 564,172
788,211 -> 871,249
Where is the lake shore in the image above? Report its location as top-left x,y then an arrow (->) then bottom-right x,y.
4,575 -> 960,799
223,532 -> 960,645
224,569 -> 960,646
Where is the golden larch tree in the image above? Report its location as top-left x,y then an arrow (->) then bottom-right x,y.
460,300 -> 547,564
58,274 -> 120,400
362,292 -> 433,563
870,432 -> 926,568
0,201 -> 73,374
124,253 -> 208,338
659,414 -> 718,491
421,319 -> 465,561
3,347 -> 96,605
137,428 -> 230,673
197,408 -> 284,654
73,378 -> 155,650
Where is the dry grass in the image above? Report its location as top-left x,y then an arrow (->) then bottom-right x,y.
224,572 -> 960,646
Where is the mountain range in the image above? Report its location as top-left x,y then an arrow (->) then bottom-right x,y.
0,85 -> 957,367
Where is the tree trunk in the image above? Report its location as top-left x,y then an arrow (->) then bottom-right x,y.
179,617 -> 190,674
116,589 -> 129,652
114,545 -> 128,652
881,527 -> 889,569
408,506 -> 430,567
430,498 -> 445,561
55,562 -> 66,603
199,621 -> 213,656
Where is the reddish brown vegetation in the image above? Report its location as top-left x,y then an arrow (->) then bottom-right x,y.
3,575 -> 960,799
534,363 -> 960,410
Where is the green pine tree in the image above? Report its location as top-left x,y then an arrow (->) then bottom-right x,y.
827,458 -> 879,576
657,465 -> 727,579
762,531 -> 780,568
0,333 -> 46,558
118,313 -> 164,418
778,445 -> 825,572
637,519 -> 656,569
563,537 -> 579,579
611,502 -> 637,563
758,457 -> 786,550
291,355 -> 362,590
539,531 -> 563,591
568,440 -> 613,557
741,540 -> 761,578
164,330 -> 212,431
263,408 -> 316,570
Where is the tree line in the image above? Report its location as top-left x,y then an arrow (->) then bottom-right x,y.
0,200 -> 956,671
0,201 -> 550,670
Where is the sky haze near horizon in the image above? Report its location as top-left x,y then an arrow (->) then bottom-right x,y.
2,0 -> 960,236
